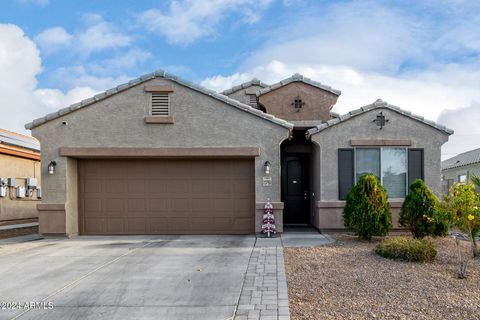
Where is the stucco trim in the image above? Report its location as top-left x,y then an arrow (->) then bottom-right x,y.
25,70 -> 293,130
350,139 -> 412,146
37,203 -> 66,211
59,147 -> 261,158
316,201 -> 346,208
307,99 -> 454,137
255,202 -> 284,210
144,116 -> 175,124
144,85 -> 174,92
316,200 -> 403,208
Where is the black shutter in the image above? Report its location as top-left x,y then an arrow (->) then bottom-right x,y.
408,148 -> 424,187
338,148 -> 354,200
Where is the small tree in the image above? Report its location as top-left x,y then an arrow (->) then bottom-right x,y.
399,179 -> 447,238
343,174 -> 391,240
441,183 -> 480,278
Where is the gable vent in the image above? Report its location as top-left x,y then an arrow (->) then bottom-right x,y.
249,95 -> 257,108
151,92 -> 170,116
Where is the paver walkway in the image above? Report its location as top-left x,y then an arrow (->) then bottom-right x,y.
234,237 -> 288,320
233,232 -> 334,320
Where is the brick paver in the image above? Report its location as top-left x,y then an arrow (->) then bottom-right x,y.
234,237 -> 290,320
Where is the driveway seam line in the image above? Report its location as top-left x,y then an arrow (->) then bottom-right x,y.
9,240 -> 155,320
229,236 -> 257,320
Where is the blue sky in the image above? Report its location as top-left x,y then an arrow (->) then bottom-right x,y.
0,0 -> 479,158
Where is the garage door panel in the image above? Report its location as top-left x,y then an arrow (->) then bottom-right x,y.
84,198 -> 102,213
79,159 -> 254,234
105,180 -> 126,193
127,199 -> 146,212
126,218 -> 147,234
149,218 -> 168,233
106,218 -> 125,233
149,199 -> 167,211
105,199 -> 125,214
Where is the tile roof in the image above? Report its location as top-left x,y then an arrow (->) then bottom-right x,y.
0,128 -> 40,151
221,78 -> 269,95
25,70 -> 293,130
257,74 -> 341,97
442,147 -> 480,170
306,99 -> 454,138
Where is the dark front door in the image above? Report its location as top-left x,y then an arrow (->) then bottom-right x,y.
282,154 -> 310,225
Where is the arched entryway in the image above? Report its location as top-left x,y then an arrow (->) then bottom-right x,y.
281,129 -> 314,226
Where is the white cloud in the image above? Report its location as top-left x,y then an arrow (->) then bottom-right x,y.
88,49 -> 152,75
138,0 -> 273,44
78,13 -> 132,55
34,27 -> 72,53
437,103 -> 480,160
0,24 -> 98,134
34,14 -> 132,56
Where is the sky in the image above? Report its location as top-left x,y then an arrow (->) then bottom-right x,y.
0,0 -> 479,160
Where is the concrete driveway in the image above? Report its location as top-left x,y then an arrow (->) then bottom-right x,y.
0,235 -> 255,320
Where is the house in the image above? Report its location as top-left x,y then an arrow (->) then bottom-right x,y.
442,147 -> 480,193
0,129 -> 41,225
25,71 -> 452,236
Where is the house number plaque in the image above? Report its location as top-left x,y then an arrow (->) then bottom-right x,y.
262,177 -> 272,187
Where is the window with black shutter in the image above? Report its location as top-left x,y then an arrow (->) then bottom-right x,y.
338,148 -> 354,200
407,148 -> 424,187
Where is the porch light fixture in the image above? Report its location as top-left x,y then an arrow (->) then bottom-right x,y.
47,161 -> 57,175
264,161 -> 271,175
373,112 -> 389,129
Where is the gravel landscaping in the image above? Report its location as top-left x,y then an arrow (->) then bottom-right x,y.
285,234 -> 480,320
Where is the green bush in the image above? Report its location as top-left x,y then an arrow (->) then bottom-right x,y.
343,174 -> 391,240
399,179 -> 448,238
375,237 -> 437,262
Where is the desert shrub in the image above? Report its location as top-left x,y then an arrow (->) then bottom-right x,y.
343,174 -> 391,240
441,183 -> 480,258
399,179 -> 447,238
375,237 -> 437,262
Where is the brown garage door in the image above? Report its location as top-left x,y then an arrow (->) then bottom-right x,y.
78,159 -> 254,235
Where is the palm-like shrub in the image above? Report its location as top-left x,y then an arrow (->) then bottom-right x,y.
343,174 -> 391,240
399,179 -> 447,238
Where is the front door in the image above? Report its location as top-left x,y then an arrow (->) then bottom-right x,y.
282,154 -> 310,225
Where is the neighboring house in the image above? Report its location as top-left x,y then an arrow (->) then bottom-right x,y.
442,147 -> 480,193
0,129 -> 41,225
25,71 -> 452,236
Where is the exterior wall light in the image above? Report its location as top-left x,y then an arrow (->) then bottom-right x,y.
264,161 -> 271,175
48,161 -> 57,175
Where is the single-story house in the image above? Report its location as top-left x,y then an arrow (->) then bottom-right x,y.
442,147 -> 480,193
0,128 -> 41,225
26,71 -> 452,236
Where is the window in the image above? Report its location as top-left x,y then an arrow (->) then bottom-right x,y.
151,92 -> 170,116
458,174 -> 467,183
338,148 -> 423,200
355,148 -> 407,199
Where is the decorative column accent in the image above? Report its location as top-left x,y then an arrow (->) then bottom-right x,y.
262,198 -> 277,237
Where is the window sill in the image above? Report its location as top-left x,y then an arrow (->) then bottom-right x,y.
144,116 -> 175,124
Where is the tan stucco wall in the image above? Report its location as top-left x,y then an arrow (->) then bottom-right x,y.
31,78 -> 290,235
258,82 -> 338,121
310,107 -> 449,230
0,153 -> 41,223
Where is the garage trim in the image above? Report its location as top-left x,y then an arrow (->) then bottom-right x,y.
60,147 -> 260,158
